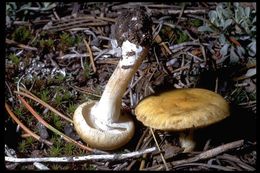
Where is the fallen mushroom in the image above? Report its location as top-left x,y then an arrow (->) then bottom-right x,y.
135,88 -> 230,152
73,8 -> 152,150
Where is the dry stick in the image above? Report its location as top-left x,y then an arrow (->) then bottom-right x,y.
6,38 -> 38,51
5,103 -> 53,146
5,147 -> 157,163
171,140 -> 244,166
150,128 -> 169,171
83,38 -> 97,73
143,140 -> 244,170
17,95 -> 106,154
159,9 -> 207,15
15,88 -> 73,124
172,162 -> 235,171
218,154 -> 255,171
129,78 -> 135,114
33,162 -> 50,170
215,77 -> 219,93
238,100 -> 256,106
123,73 -> 145,97
139,153 -> 147,170
113,162 -> 129,171
176,3 -> 186,25
136,128 -> 150,151
68,85 -> 101,98
126,128 -> 150,171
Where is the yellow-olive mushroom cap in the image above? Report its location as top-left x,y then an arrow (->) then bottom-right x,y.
74,101 -> 135,150
135,88 -> 230,131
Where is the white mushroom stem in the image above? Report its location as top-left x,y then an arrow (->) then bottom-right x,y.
179,130 -> 196,153
90,40 -> 148,131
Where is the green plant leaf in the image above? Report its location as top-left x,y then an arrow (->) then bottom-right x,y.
216,4 -> 224,19
238,6 -> 245,20
223,19 -> 233,30
209,11 -> 218,23
222,8 -> 233,18
245,7 -> 251,17
233,2 -> 240,8
247,40 -> 256,56
252,16 -> 256,23
250,25 -> 256,32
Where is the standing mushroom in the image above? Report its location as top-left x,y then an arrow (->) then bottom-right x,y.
135,88 -> 230,152
73,8 -> 152,150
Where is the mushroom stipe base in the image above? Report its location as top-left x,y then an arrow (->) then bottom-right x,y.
73,101 -> 135,150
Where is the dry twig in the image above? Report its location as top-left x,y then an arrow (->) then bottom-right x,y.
17,95 -> 105,154
5,147 -> 157,163
83,38 -> 97,73
171,140 -> 244,166
5,103 -> 53,146
15,88 -> 73,124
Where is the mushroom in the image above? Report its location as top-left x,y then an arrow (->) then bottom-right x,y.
73,8 -> 152,150
135,88 -> 230,152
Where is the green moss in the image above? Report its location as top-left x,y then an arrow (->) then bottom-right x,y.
60,32 -> 78,47
63,143 -> 75,156
85,164 -> 96,170
49,136 -> 63,157
11,26 -> 32,44
18,140 -> 29,153
18,137 -> 35,153
190,19 -> 203,27
39,38 -> 54,48
8,53 -> 20,65
83,63 -> 91,79
51,164 -> 62,170
63,90 -> 72,101
176,29 -> 189,44
55,74 -> 65,83
67,103 -> 76,114
52,115 -> 62,131
54,94 -> 63,107
39,90 -> 50,102
13,107 -> 23,117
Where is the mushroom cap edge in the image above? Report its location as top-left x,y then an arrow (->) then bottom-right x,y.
135,88 -> 230,131
73,101 -> 135,150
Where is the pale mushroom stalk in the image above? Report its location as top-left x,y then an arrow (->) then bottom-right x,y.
91,41 -> 148,130
179,130 -> 195,153
73,8 -> 152,150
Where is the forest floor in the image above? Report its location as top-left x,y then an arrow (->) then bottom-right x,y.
5,2 -> 256,171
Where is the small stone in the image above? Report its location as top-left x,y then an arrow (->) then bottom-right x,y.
36,122 -> 49,139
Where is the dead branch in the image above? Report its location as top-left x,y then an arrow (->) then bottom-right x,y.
5,147 -> 157,163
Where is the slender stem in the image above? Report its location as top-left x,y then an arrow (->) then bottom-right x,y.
91,42 -> 148,124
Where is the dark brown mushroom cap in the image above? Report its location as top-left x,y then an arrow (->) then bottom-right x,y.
114,8 -> 152,47
135,88 -> 230,131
